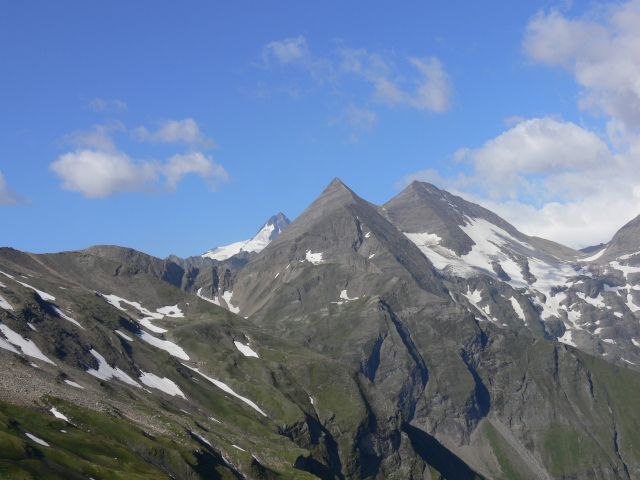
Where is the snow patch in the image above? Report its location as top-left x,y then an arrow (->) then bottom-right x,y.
221,290 -> 240,314
633,339 -> 640,347
139,371 -> 186,398
332,289 -> 360,306
184,365 -> 267,417
509,297 -> 526,321
16,282 -> 55,301
25,433 -> 49,447
202,222 -> 278,261
0,323 -> 56,364
610,261 -> 640,279
622,358 -> 636,365
602,338 -> 616,344
139,318 -> 168,334
197,288 -> 220,306
0,337 -> 20,355
306,251 -> 324,265
86,349 -> 141,388
0,294 -> 13,310
137,331 -> 190,361
232,445 -> 247,452
64,380 -> 84,389
51,306 -> 84,329
558,330 -> 577,347
27,322 -> 37,331
50,408 -> 70,422
114,330 -> 134,341
234,341 -> 259,358
156,305 -> 184,318
575,293 -> 606,309
626,293 -> 640,312
192,431 -> 213,446
580,248 -> 607,262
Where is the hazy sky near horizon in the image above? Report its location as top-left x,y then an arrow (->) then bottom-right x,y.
2,0 -> 640,257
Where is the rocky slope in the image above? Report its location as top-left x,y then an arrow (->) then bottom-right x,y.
2,179 -> 640,479
0,247 -> 435,479
219,178 -> 640,479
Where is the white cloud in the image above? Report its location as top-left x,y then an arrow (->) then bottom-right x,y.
373,57 -> 453,112
398,117 -> 640,249
452,117 -> 612,200
398,1 -> 640,249
262,35 -> 311,65
0,171 -> 26,205
50,150 -> 158,198
50,148 -> 230,198
62,122 -> 125,153
161,152 -> 229,191
407,57 -> 453,113
259,37 -> 453,114
87,98 -> 128,111
133,118 -> 217,149
52,120 -> 228,198
524,1 -> 640,128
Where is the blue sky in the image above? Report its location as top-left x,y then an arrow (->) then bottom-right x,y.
2,1 -> 640,257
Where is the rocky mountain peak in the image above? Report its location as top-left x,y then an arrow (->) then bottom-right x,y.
591,213 -> 640,263
261,212 -> 291,242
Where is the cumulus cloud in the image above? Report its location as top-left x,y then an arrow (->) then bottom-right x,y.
524,1 -> 640,128
397,1 -> 640,248
50,150 -> 158,198
161,152 -> 229,191
0,171 -> 26,205
398,117 -> 640,249
452,117 -> 612,201
52,120 -> 227,198
133,118 -> 217,149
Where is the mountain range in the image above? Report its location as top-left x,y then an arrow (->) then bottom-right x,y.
1,178 -> 640,479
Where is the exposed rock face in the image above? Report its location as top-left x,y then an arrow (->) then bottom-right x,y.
2,179 -> 640,479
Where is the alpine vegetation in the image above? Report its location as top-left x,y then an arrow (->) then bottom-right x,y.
2,179 -> 640,479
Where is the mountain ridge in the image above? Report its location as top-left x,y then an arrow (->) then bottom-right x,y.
3,177 -> 640,478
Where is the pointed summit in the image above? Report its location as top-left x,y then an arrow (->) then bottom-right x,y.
202,213 -> 291,261
587,213 -> 640,263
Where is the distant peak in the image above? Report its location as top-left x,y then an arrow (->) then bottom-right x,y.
408,180 -> 440,194
319,177 -> 359,202
327,177 -> 347,189
266,212 -> 290,226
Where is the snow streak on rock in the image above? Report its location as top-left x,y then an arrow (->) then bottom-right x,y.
139,371 -> 186,398
234,340 -> 259,358
185,365 -> 267,417
136,331 -> 190,361
0,323 -> 56,365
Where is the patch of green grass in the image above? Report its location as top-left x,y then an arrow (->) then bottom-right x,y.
542,422 -> 600,476
482,423 -> 527,480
